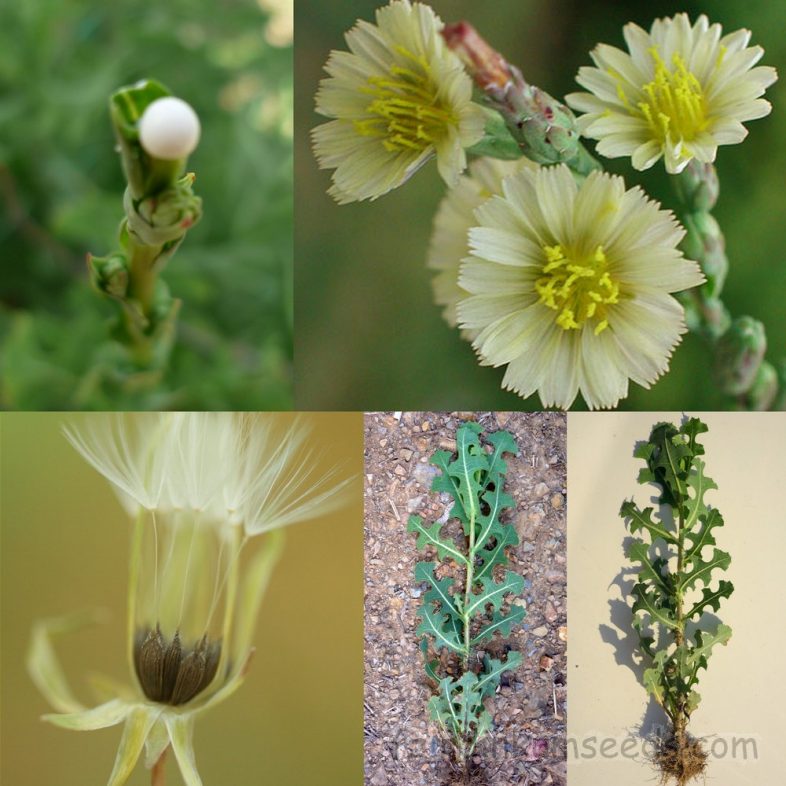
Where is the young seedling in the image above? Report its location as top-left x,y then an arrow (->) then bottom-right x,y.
408,421 -> 524,778
621,417 -> 732,785
88,79 -> 202,376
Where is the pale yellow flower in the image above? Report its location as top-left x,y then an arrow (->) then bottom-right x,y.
566,13 -> 777,173
428,157 -> 535,337
312,0 -> 486,203
458,165 -> 705,409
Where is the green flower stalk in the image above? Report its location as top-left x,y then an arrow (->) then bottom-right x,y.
28,413 -> 352,786
674,161 -> 778,409
621,417 -> 732,785
89,80 -> 202,373
408,422 -> 523,769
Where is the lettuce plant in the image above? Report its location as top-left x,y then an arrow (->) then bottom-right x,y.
408,422 -> 524,768
621,417 -> 732,784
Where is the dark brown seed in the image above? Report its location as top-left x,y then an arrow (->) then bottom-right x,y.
136,626 -> 166,702
161,631 -> 183,703
171,645 -> 207,706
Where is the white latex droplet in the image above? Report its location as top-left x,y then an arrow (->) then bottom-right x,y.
138,97 -> 201,160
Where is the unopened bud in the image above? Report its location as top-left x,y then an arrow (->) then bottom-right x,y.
674,161 -> 719,212
88,252 -> 129,299
713,316 -> 766,396
744,361 -> 778,411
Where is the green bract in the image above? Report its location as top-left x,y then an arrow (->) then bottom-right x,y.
408,421 -> 523,763
621,417 -> 732,784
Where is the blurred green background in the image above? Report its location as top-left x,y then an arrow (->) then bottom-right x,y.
296,0 -> 786,410
0,0 -> 293,410
0,412 -> 363,786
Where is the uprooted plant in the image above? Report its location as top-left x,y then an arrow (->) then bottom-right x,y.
408,421 -> 524,779
621,417 -> 732,785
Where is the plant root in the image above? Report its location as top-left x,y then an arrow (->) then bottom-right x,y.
651,732 -> 707,786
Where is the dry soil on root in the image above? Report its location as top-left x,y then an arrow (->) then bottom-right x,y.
364,411 -> 567,786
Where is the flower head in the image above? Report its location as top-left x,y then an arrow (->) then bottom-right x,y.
428,156 -> 536,335
312,0 -> 486,203
566,14 -> 777,173
139,96 -> 201,160
29,413 -> 352,786
458,164 -> 705,409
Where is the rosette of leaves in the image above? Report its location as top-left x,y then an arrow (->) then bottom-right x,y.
621,417 -> 732,785
408,422 -> 524,765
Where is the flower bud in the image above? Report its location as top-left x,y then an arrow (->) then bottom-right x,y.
713,316 -> 766,396
744,361 -> 778,411
139,97 -> 200,160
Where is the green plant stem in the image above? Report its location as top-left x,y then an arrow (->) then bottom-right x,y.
127,241 -> 161,316
674,508 -> 685,745
462,509 -> 476,668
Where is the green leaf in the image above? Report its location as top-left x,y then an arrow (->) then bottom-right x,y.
474,482 -> 515,552
679,548 -> 732,592
628,541 -> 671,595
476,652 -> 522,698
685,580 -> 734,619
415,561 -> 460,619
416,605 -> 466,655
407,515 -> 467,565
465,571 -> 525,618
474,524 -> 519,583
684,508 -> 724,564
472,605 -> 526,645
687,624 -> 732,676
620,500 -> 676,545
631,583 -> 677,629
484,429 -> 518,486
430,422 -> 488,529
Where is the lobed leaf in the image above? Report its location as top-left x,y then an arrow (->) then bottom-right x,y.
620,500 -> 676,545
407,515 -> 468,565
415,604 -> 466,656
476,652 -> 522,698
472,604 -> 526,646
685,580 -> 734,619
465,571 -> 525,618
415,561 -> 461,620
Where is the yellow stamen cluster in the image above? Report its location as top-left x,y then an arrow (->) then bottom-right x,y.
535,244 -> 619,335
637,48 -> 708,142
355,46 -> 456,153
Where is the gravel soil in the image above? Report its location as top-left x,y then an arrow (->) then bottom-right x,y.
364,411 -> 567,786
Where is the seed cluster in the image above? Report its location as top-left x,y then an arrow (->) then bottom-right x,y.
134,625 -> 221,706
